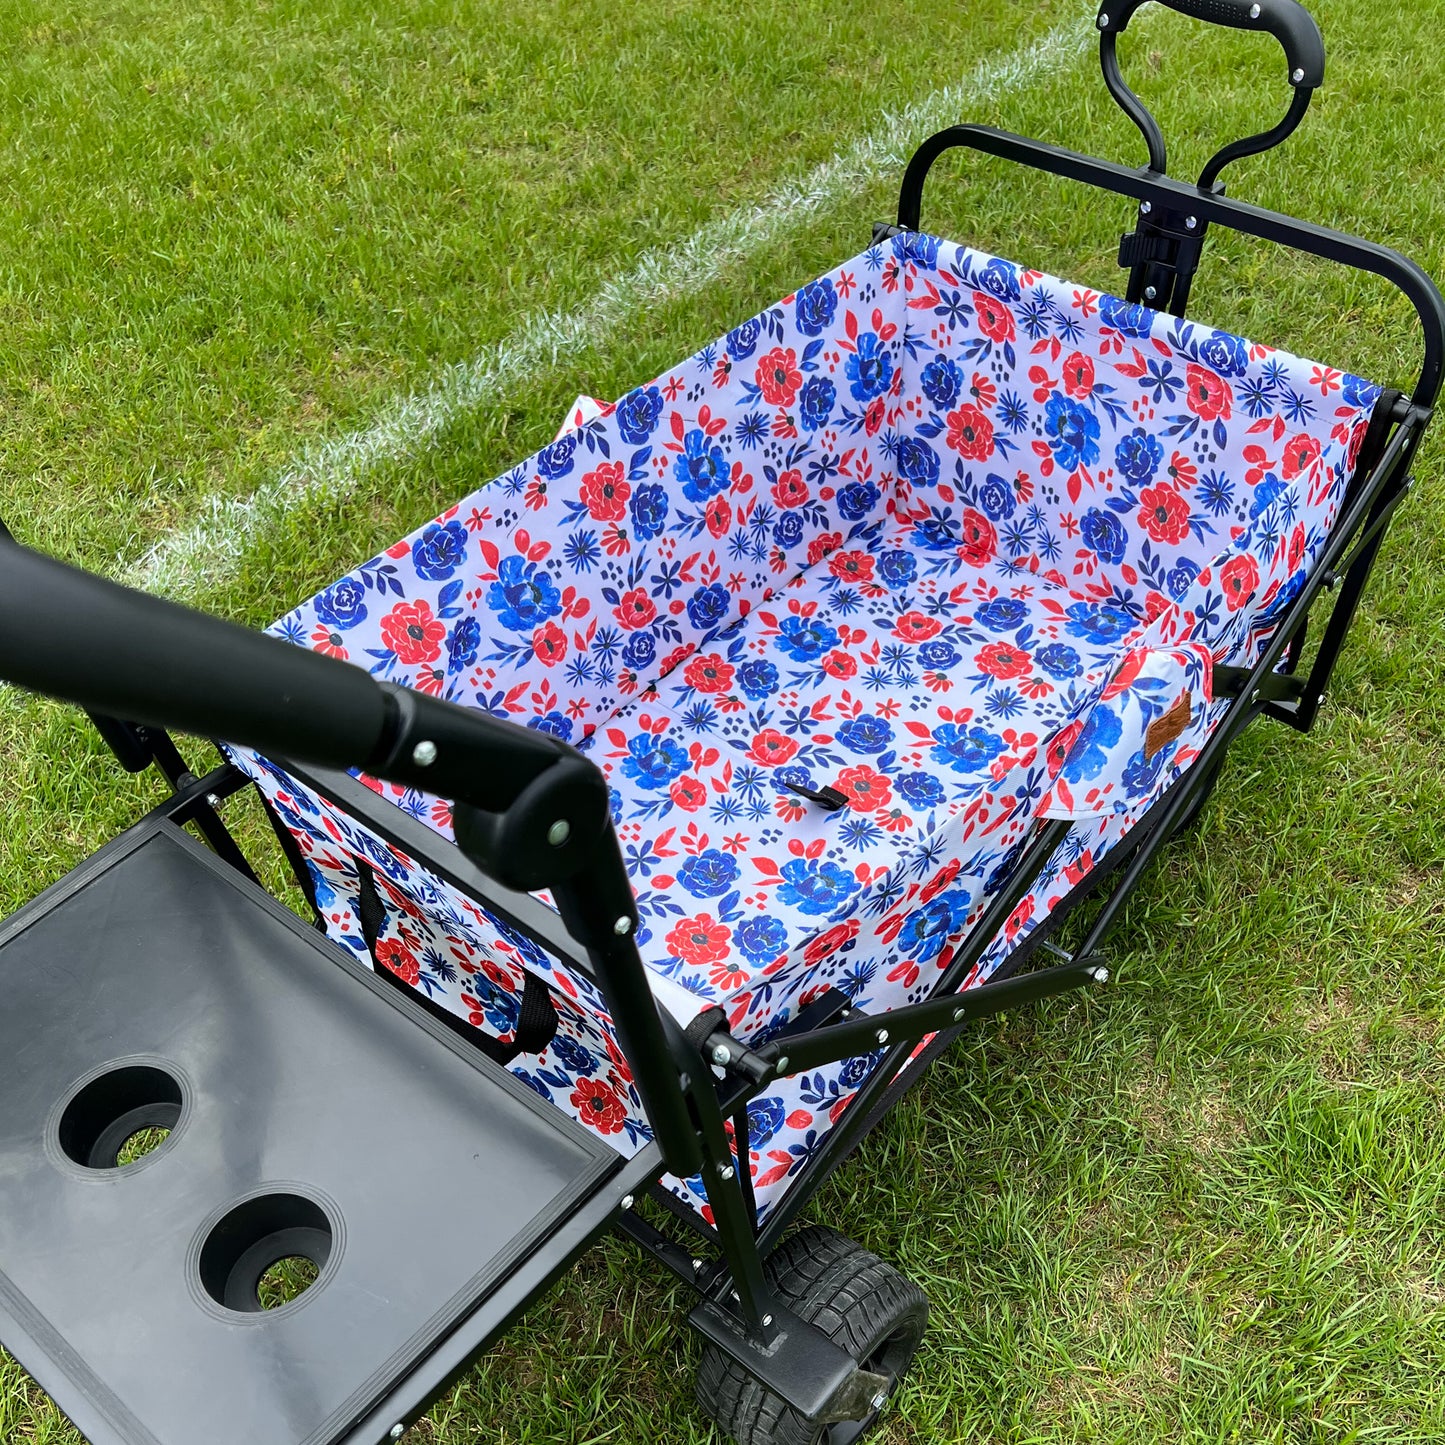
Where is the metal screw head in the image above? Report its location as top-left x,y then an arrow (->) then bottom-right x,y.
620,1194 -> 635,1211
762,1314 -> 774,1327
1249,3 -> 1261,16
1292,67 -> 1305,84
1089,965 -> 1111,985
711,1043 -> 731,1066
953,1007 -> 966,1023
546,818 -> 571,847
1185,215 -> 1198,230
719,1163 -> 735,1182
692,1258 -> 704,1272
871,1390 -> 889,1412
1250,687 -> 1262,704
1144,285 -> 1158,301
1098,13 -> 1109,28
411,740 -> 437,767
205,793 -> 222,808
774,1055 -> 790,1074
875,1028 -> 889,1045
1140,200 -> 1152,216
389,1427 -> 405,1442
613,915 -> 633,936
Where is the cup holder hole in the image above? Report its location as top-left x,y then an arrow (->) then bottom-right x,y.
199,1194 -> 333,1314
58,1064 -> 183,1170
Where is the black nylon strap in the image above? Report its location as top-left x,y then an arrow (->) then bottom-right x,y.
354,859 -> 558,1065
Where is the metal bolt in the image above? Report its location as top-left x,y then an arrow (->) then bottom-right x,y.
1318,691 -> 1328,708
872,1390 -> 889,1412
1249,3 -> 1261,16
1089,964 -> 1111,985
206,793 -> 222,808
1186,215 -> 1198,230
762,1314 -> 774,1327
1140,200 -> 1152,216
719,1164 -> 735,1182
692,1258 -> 704,1272
1144,286 -> 1158,301
620,1194 -> 634,1210
613,915 -> 633,936
875,1028 -> 889,1045
953,1007 -> 966,1023
389,1427 -> 405,1442
711,1043 -> 732,1066
1292,67 -> 1305,84
1098,13 -> 1110,28
411,740 -> 437,767
1250,688 -> 1262,704
547,818 -> 571,847
775,1055 -> 790,1074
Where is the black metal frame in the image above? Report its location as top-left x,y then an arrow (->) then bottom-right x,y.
0,0 -> 1441,1432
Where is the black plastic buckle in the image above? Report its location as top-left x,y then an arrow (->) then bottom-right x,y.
779,780 -> 849,813
1118,194 -> 1217,316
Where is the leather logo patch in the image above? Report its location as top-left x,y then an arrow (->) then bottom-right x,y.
1144,694 -> 1192,761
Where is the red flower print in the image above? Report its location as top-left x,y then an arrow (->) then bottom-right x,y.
756,347 -> 802,407
822,649 -> 857,679
704,493 -> 732,537
614,587 -> 657,630
381,600 -> 445,666
829,550 -> 875,584
1185,363 -> 1232,422
863,395 -> 886,435
1281,432 -> 1322,479
579,460 -> 629,521
772,469 -> 810,509
1061,351 -> 1094,399
670,775 -> 708,811
893,610 -> 942,642
1101,647 -> 1144,701
974,291 -> 1015,343
1219,553 -> 1259,611
1167,451 -> 1198,489
807,531 -> 843,566
836,764 -> 892,812
977,641 -> 1032,680
802,918 -> 860,968
684,652 -> 735,694
665,913 -> 732,968
1287,522 -> 1307,571
959,508 -> 998,566
1047,718 -> 1084,774
311,626 -> 348,660
533,621 -> 567,666
374,938 -> 420,987
569,1077 -> 627,1135
747,728 -> 799,766
946,404 -> 995,461
1137,483 -> 1191,545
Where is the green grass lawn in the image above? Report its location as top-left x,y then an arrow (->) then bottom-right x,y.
2,0 -> 1444,1439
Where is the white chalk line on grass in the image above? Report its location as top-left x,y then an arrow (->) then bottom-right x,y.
131,7 -> 1095,601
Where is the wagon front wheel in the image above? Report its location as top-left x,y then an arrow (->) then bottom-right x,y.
695,1224 -> 929,1445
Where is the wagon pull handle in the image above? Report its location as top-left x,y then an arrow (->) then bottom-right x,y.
1096,0 -> 1324,188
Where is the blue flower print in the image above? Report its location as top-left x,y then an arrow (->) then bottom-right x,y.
1061,705 -> 1123,783
550,1034 -> 597,1076
736,916 -> 789,967
616,384 -> 664,444
1035,642 -> 1081,679
895,435 -> 940,487
738,658 -> 779,699
621,734 -> 690,790
489,555 -> 562,632
877,550 -> 916,588
845,333 -> 894,402
978,256 -> 1020,302
536,434 -> 576,479
447,615 -> 481,672
774,511 -> 805,548
891,231 -> 939,267
798,376 -> 836,431
776,615 -> 840,662
727,315 -> 762,359
837,480 -> 880,521
686,583 -> 731,631
918,639 -> 960,670
978,472 -> 1015,520
678,848 -> 740,899
1198,330 -> 1249,378
896,893 -> 966,962
913,517 -> 957,550
630,482 -> 669,540
747,1093 -> 787,1142
1342,373 -> 1380,410
931,722 -> 1007,774
1099,294 -> 1155,338
776,858 -> 860,915
897,771 -> 947,809
529,711 -> 574,740
920,354 -> 963,409
794,278 -> 838,336
315,576 -> 367,630
1121,744 -> 1169,798
975,597 -> 1027,631
674,428 -> 730,502
1043,393 -> 1101,472
1080,507 -> 1127,566
1165,559 -> 1199,599
622,632 -> 656,671
1114,427 -> 1164,484
836,715 -> 894,753
1065,603 -> 1137,646
412,519 -> 469,580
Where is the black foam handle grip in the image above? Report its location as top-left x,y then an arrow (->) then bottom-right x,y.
1098,0 -> 1324,89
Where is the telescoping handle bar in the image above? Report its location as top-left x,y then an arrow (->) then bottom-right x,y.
0,538 -> 706,1178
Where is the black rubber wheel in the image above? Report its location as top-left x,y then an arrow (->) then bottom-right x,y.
695,1225 -> 929,1445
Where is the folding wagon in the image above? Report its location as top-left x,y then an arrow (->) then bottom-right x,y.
0,2 -> 1441,1442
